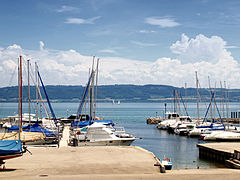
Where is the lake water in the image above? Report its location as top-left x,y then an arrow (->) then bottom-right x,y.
1,102 -> 240,169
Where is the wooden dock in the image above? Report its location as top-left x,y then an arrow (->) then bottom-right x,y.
197,143 -> 240,164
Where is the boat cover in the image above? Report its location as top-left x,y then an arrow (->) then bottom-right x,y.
71,120 -> 114,128
0,140 -> 22,155
8,122 -> 56,137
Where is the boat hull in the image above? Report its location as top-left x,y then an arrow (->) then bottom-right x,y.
77,139 -> 135,146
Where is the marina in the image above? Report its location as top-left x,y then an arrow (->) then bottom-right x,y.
2,102 -> 240,170
1,0 -> 240,179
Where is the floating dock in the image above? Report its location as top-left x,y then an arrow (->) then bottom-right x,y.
197,143 -> 240,163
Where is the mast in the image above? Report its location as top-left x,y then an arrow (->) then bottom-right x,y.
20,56 -> 23,133
89,71 -> 95,124
185,83 -> 187,113
208,76 -> 212,120
214,82 -> 216,121
89,57 -> 95,124
224,81 -> 229,129
195,71 -> 199,121
35,62 -> 39,122
220,81 -> 225,118
94,58 -> 99,121
27,59 -> 31,125
173,89 -> 176,113
18,57 -> 20,139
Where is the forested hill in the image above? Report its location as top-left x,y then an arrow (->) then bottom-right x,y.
0,84 -> 239,102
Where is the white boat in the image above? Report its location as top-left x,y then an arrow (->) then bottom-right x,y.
157,112 -> 180,130
174,122 -> 196,136
189,122 -> 224,137
203,130 -> 240,141
72,122 -> 136,146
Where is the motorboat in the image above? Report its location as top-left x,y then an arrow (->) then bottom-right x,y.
71,122 -> 136,146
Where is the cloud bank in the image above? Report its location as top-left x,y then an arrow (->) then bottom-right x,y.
0,34 -> 239,88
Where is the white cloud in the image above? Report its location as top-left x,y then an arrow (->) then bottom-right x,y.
0,34 -> 240,88
145,17 -> 180,28
98,49 -> 116,54
131,40 -> 157,47
56,5 -> 79,13
65,16 -> 101,24
139,30 -> 156,33
170,33 -> 229,64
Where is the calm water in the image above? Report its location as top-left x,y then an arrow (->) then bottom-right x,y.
1,102 -> 240,169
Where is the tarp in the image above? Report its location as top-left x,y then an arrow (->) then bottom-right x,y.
71,120 -> 114,128
8,122 -> 56,137
0,140 -> 22,155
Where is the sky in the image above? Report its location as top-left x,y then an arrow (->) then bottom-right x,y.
0,0 -> 240,88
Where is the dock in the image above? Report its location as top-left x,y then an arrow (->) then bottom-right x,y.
0,146 -> 165,179
197,143 -> 240,163
2,146 -> 240,179
59,125 -> 70,147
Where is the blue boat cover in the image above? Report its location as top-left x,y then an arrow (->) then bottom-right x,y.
71,120 -> 114,128
8,123 -> 56,137
0,140 -> 22,155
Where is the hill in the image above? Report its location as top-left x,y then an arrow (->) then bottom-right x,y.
0,84 -> 239,102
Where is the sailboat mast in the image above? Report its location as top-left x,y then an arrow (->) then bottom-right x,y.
94,58 -> 99,121
18,57 -> 20,139
35,62 -> 39,122
89,57 -> 95,124
208,76 -> 212,120
20,56 -> 23,133
195,71 -> 199,121
28,59 -> 31,125
185,83 -> 187,113
89,72 -> 95,124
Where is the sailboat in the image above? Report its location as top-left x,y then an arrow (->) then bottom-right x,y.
0,57 -> 47,145
0,56 -> 25,168
70,58 -> 136,146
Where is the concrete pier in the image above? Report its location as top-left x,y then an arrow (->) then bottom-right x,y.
197,143 -> 240,163
59,125 -> 70,147
1,146 -> 240,179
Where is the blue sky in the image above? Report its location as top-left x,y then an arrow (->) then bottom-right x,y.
1,0 -> 239,61
0,0 -> 240,88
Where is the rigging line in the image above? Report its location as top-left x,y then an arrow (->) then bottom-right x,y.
37,71 -> 57,127
213,91 -> 222,121
28,63 -> 50,119
0,66 -> 17,114
176,90 -> 182,115
203,91 -> 215,122
38,71 -> 57,126
179,93 -> 190,120
197,80 -> 208,110
76,84 -> 91,129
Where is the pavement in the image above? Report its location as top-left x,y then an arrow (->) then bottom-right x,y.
1,146 -> 240,180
